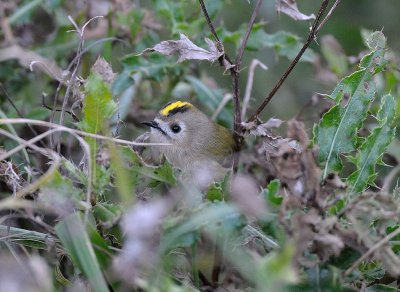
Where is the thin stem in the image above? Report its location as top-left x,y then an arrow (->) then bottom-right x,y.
199,0 -> 264,171
198,0 -> 221,42
0,118 -> 171,147
42,93 -> 79,122
345,227 -> 400,276
248,0 -> 331,122
235,0 -> 264,67
241,59 -> 268,121
0,83 -> 47,148
315,0 -> 341,34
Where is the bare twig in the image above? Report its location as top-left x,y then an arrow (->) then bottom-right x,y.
235,0 -> 264,68
199,0 -> 264,172
248,0 -> 332,122
241,60 -> 268,121
0,128 -> 62,199
0,125 -> 93,222
345,227 -> 400,276
212,93 -> 233,121
57,16 -> 104,153
198,0 -> 221,43
0,118 -> 171,147
315,0 -> 341,34
232,0 -> 264,154
198,1 -> 265,285
0,83 -> 47,148
42,93 -> 79,122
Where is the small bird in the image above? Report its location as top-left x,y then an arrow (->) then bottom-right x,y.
142,100 -> 235,182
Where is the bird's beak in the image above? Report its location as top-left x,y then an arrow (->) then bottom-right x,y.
141,120 -> 160,129
141,120 -> 167,136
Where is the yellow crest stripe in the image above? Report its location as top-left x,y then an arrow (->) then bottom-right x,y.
160,101 -> 192,116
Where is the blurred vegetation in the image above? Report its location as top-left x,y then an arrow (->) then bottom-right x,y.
1,0 -> 400,291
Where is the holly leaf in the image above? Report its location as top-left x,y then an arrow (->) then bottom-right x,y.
313,31 -> 388,178
347,94 -> 396,194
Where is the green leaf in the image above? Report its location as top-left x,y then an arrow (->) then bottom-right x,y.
79,72 -> 117,200
121,54 -> 182,82
86,223 -> 113,268
185,75 -> 232,127
206,183 -> 223,202
55,214 -> 109,292
321,36 -> 349,76
313,31 -> 387,178
121,147 -> 177,187
80,72 -> 117,134
348,94 -> 396,193
146,159 -> 177,187
206,174 -> 230,202
257,244 -> 298,290
247,24 -> 316,62
93,202 -> 123,228
40,170 -> 84,207
263,179 -> 282,206
0,225 -> 58,249
161,203 -> 243,252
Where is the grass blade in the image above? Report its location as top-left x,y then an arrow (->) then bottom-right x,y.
55,214 -> 109,292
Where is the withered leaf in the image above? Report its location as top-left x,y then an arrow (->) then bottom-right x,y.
91,56 -> 116,86
139,33 -> 224,63
275,0 -> 316,21
242,118 -> 283,137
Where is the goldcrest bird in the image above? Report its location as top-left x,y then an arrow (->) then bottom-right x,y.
142,101 -> 235,182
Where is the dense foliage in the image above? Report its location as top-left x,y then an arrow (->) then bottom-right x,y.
1,0 -> 400,291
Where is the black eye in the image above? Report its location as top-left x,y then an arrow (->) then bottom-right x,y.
170,124 -> 181,133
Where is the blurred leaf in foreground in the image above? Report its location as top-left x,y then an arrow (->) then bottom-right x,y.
55,214 -> 109,292
247,24 -> 316,62
257,244 -> 298,291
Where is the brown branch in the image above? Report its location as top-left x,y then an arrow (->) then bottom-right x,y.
247,0 -> 332,122
42,94 -> 79,122
199,0 -> 264,172
198,0 -> 221,43
235,0 -> 264,68
315,0 -> 341,34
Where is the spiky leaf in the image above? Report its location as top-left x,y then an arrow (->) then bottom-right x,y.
80,72 -> 117,134
313,31 -> 387,178
348,94 -> 396,193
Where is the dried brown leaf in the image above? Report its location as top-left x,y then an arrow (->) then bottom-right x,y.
275,0 -> 316,21
139,33 -> 224,63
242,118 -> 283,137
91,56 -> 116,86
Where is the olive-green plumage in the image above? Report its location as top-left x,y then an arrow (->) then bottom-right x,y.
143,101 -> 234,175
